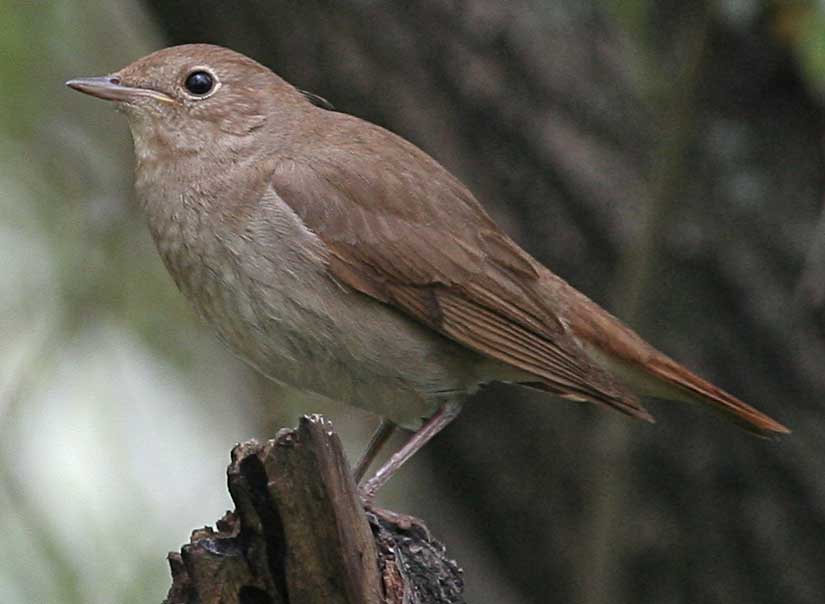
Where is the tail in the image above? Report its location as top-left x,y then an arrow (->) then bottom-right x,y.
566,290 -> 789,437
643,354 -> 789,437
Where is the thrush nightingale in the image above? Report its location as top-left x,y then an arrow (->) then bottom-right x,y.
67,44 -> 788,498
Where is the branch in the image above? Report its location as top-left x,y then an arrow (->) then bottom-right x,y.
163,415 -> 465,604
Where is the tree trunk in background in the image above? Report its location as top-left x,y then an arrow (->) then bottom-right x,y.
143,1 -> 825,603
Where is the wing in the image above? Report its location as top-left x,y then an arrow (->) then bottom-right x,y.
269,115 -> 653,422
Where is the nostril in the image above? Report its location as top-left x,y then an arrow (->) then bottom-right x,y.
108,76 -> 121,85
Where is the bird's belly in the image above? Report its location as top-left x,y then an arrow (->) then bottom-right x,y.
166,230 -> 478,429
144,184 -> 489,428
216,273 -> 478,428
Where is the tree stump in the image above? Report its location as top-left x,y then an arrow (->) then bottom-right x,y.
163,415 -> 465,604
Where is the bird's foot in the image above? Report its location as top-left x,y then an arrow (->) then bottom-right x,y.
358,475 -> 382,504
362,501 -> 431,540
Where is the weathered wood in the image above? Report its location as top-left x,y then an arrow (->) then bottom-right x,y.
371,511 -> 464,604
163,415 -> 464,604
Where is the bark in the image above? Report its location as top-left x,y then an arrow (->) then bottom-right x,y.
163,415 -> 464,604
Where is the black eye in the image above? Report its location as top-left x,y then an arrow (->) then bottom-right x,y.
184,71 -> 214,95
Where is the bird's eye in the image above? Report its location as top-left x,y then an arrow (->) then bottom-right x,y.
184,71 -> 214,96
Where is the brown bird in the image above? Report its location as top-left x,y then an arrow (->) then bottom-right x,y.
67,44 -> 788,498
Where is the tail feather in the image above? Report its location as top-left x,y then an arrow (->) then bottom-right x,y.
566,292 -> 789,437
645,354 -> 790,437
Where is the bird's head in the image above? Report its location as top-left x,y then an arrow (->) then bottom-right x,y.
67,44 -> 309,159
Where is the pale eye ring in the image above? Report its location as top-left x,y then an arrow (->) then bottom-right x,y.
180,65 -> 221,101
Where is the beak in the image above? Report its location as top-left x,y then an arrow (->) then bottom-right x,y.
66,76 -> 176,104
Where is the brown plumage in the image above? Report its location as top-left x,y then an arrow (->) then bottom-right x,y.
270,113 -> 786,436
67,44 -> 787,496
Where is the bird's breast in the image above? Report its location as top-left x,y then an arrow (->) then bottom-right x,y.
135,174 -> 479,427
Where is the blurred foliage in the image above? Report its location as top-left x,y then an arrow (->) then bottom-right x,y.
773,1 -> 825,99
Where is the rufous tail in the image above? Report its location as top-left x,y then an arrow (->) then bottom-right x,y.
645,354 -> 789,437
544,276 -> 787,436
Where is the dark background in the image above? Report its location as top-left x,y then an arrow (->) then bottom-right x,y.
2,2 -> 824,603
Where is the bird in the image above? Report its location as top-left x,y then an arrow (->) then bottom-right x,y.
66,44 -> 788,499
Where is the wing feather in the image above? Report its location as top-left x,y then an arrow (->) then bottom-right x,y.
269,116 -> 653,421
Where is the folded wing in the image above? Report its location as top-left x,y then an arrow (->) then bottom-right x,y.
271,116 -> 653,422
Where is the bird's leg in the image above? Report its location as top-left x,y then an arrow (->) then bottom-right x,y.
360,401 -> 462,502
353,418 -> 396,484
